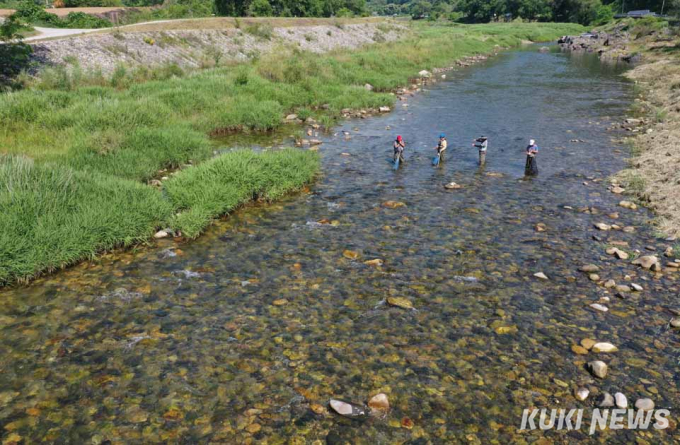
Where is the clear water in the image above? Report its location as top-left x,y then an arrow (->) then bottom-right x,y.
2,47 -> 678,443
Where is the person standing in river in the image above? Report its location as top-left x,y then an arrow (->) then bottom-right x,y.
433,133 -> 447,165
393,135 -> 406,163
525,139 -> 539,176
473,136 -> 488,165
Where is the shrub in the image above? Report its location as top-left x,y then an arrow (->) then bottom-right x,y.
244,22 -> 274,40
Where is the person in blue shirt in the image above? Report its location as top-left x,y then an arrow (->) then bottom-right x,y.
525,139 -> 539,176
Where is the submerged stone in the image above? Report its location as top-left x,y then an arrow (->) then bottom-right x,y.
592,342 -> 618,353
635,398 -> 655,411
386,297 -> 414,310
329,399 -> 367,418
588,360 -> 608,379
368,393 -> 389,414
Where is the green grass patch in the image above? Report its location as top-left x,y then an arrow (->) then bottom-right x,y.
0,155 -> 172,285
166,149 -> 319,238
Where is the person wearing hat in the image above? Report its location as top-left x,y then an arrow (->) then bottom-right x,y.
525,139 -> 539,176
473,136 -> 488,165
433,133 -> 447,164
393,135 -> 406,164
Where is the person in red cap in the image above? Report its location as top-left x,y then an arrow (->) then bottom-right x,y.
393,135 -> 406,164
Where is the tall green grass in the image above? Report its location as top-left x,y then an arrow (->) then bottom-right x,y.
166,149 -> 319,238
0,150 -> 317,285
0,155 -> 172,284
0,22 -> 583,285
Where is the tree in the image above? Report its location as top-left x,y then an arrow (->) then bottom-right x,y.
248,0 -> 273,15
214,0 -> 249,16
410,0 -> 432,18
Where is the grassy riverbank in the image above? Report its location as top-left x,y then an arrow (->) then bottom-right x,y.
0,21 -> 583,285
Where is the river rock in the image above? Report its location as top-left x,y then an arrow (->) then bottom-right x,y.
588,361 -> 608,378
589,274 -> 600,281
614,393 -> 627,408
598,392 -> 615,407
575,387 -> 590,401
623,226 -> 636,233
611,186 -> 625,194
581,338 -> 597,350
594,223 -> 611,231
631,283 -> 643,291
364,84 -> 373,91
343,250 -> 360,260
671,319 -> 680,328
590,303 -> 608,312
534,272 -> 548,280
285,114 -> 298,121
580,264 -> 600,273
615,285 -> 631,293
386,297 -> 414,310
635,398 -> 655,411
364,259 -> 384,267
665,246 -> 674,257
154,230 -> 169,239
604,279 -> 616,288
368,393 -> 389,414
619,200 -> 637,210
632,255 -> 658,270
608,248 -> 629,260
418,70 -> 432,78
445,182 -> 462,189
592,342 -> 618,353
329,399 -> 367,418
379,106 -> 391,113
383,201 -> 406,209
571,345 -> 589,355
535,223 -> 547,232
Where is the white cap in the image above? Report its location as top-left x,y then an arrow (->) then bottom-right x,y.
529,139 -> 535,145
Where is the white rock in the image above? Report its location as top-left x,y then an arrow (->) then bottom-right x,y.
575,387 -> 590,401
590,304 -> 609,312
329,399 -> 366,417
615,393 -> 628,409
592,342 -> 618,353
418,70 -> 432,78
534,272 -> 548,280
599,392 -> 615,407
594,223 -> 611,231
285,114 -> 298,121
364,84 -> 373,91
671,319 -> 680,328
379,106 -> 391,113
631,283 -> 643,292
154,230 -> 169,239
635,398 -> 655,411
588,360 -> 608,378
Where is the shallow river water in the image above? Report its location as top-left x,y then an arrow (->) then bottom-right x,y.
2,46 -> 680,444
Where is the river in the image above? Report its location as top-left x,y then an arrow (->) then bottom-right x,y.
1,45 -> 679,443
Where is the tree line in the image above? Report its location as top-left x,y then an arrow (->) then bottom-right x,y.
214,0 -> 368,17
368,0 -> 679,24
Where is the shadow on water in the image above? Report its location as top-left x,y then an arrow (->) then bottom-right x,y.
1,46 -> 679,443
